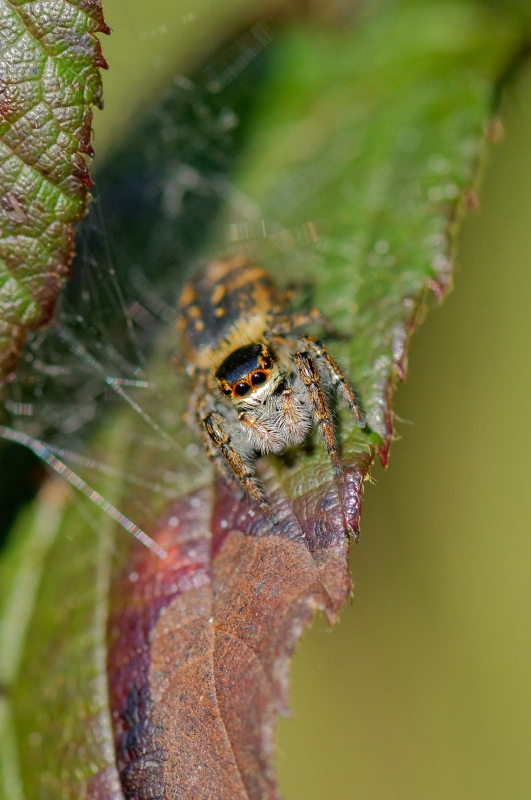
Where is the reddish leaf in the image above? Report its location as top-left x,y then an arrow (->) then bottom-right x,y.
105,453 -> 368,799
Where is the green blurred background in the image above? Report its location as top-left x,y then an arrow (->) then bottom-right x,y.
276,63 -> 531,800
5,0 -> 531,797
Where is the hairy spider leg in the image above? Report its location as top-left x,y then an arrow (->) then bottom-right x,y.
268,306 -> 344,339
237,410 -> 285,453
195,395 -> 244,496
196,397 -> 276,522
294,351 -> 343,474
300,336 -> 365,427
278,386 -> 304,440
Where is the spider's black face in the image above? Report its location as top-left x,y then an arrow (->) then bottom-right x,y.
215,343 -> 274,400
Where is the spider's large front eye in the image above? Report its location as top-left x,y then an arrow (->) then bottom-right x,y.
234,382 -> 251,397
251,371 -> 267,387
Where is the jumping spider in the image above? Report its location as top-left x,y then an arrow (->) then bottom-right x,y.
177,257 -> 365,521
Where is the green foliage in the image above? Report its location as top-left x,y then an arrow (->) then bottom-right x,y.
218,1 -> 520,493
0,0 -> 108,380
0,1 -> 527,797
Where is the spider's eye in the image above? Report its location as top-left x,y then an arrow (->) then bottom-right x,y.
221,386 -> 232,396
251,371 -> 267,387
262,356 -> 272,369
234,382 -> 251,397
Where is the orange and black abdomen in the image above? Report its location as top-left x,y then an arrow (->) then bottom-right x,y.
177,257 -> 281,366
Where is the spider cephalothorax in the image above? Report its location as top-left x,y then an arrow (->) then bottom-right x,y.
177,256 -> 365,521
215,343 -> 278,400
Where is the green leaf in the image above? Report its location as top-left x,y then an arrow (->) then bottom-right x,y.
0,1 -> 527,797
224,3 -> 521,460
0,0 -> 109,382
0,472 -> 125,799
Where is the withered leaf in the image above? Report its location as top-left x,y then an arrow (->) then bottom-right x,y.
106,460 -> 366,799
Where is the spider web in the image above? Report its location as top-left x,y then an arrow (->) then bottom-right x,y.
0,23 -> 274,548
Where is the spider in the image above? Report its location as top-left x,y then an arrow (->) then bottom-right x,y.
177,256 -> 365,521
